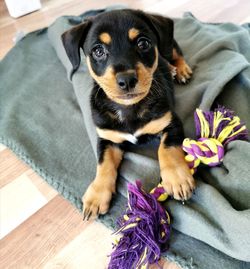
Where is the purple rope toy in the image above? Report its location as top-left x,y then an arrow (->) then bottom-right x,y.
108,181 -> 170,269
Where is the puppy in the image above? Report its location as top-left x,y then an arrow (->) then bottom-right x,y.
62,9 -> 195,220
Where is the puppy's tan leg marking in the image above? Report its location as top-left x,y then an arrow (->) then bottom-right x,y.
82,146 -> 123,220
172,48 -> 192,84
158,133 -> 195,200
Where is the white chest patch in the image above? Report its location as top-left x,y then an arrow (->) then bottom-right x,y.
96,111 -> 171,144
120,133 -> 138,144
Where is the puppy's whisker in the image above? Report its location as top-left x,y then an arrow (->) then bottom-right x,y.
95,86 -> 102,99
153,76 -> 173,94
151,85 -> 161,98
151,80 -> 165,97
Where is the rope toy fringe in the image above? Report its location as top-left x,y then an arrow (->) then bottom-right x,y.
108,181 -> 170,269
108,107 -> 248,269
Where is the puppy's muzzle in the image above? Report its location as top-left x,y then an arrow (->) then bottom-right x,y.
116,71 -> 138,92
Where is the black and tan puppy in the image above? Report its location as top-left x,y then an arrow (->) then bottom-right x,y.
62,9 -> 195,220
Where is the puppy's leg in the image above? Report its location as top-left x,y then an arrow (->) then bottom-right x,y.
82,139 -> 123,220
171,39 -> 192,84
158,114 -> 195,200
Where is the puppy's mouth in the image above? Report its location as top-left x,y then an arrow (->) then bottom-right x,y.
116,92 -> 146,100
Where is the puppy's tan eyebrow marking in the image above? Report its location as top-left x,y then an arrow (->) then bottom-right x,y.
99,32 -> 112,44
128,28 -> 140,40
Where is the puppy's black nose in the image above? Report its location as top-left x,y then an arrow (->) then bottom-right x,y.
116,72 -> 138,91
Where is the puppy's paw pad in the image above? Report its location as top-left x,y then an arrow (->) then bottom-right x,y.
82,182 -> 113,221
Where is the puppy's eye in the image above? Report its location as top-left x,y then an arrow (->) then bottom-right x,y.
137,37 -> 151,51
92,45 -> 107,60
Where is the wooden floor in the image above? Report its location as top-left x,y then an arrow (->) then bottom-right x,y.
1,0 -> 250,268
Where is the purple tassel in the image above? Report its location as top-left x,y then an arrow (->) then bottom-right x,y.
108,181 -> 170,269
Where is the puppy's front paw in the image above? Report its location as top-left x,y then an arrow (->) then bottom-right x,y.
175,60 -> 193,84
161,167 -> 195,201
82,181 -> 113,221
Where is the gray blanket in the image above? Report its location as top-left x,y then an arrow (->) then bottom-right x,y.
0,7 -> 250,269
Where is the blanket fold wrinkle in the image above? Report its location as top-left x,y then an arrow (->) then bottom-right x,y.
0,7 -> 250,269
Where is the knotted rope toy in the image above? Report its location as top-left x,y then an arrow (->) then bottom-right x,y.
108,107 -> 248,269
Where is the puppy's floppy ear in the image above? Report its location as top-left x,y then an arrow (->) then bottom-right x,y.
61,20 -> 92,76
135,11 -> 174,60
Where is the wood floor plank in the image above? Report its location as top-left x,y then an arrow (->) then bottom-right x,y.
150,258 -> 181,269
167,0 -> 250,23
240,14 -> 250,24
0,148 -> 30,188
43,222 -> 180,269
0,144 -> 6,152
25,169 -> 58,201
0,174 -> 48,239
0,195 -> 88,268
43,221 -> 113,269
145,0 -> 190,14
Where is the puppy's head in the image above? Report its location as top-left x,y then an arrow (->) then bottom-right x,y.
62,10 -> 173,105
